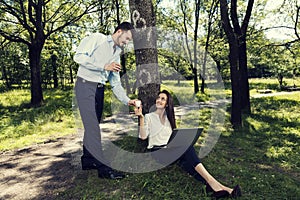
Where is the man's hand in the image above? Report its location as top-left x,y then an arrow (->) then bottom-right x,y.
128,99 -> 136,106
105,62 -> 121,72
128,99 -> 141,107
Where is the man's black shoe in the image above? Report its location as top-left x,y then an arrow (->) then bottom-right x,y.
98,167 -> 125,180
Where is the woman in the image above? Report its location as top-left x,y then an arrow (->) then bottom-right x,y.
134,90 -> 242,199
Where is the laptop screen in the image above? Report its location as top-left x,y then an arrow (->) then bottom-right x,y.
167,128 -> 203,148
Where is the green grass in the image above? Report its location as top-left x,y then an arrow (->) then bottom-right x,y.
161,80 -> 231,103
0,88 -> 76,151
0,78 -> 299,199
249,77 -> 300,96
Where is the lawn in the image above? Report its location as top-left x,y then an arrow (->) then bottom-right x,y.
0,78 -> 299,199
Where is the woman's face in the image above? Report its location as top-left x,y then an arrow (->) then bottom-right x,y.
156,93 -> 168,109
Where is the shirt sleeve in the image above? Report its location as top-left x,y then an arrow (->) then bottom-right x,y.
73,33 -> 107,70
139,114 -> 150,139
109,72 -> 130,105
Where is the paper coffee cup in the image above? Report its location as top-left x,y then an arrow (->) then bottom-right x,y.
135,100 -> 141,108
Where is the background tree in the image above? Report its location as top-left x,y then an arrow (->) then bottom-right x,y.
179,0 -> 200,94
200,0 -> 219,93
155,0 -> 194,83
219,0 -> 255,128
0,0 -> 100,106
0,40 -> 29,89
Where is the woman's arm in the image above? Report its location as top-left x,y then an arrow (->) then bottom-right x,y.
134,107 -> 148,140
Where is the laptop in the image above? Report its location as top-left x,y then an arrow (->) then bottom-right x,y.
167,128 -> 203,148
150,128 -> 203,164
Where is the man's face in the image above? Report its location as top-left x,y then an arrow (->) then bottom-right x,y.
115,30 -> 132,47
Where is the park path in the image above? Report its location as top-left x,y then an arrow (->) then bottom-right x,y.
0,91 -> 299,199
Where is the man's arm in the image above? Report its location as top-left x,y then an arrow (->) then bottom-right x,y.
73,33 -> 107,70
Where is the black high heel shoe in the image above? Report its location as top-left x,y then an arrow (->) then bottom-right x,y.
212,190 -> 230,199
206,184 -> 230,199
230,185 -> 242,198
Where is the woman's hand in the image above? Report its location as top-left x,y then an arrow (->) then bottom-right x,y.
134,106 -> 144,118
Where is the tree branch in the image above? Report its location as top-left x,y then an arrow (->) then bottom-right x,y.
241,0 -> 254,33
230,0 -> 241,34
294,5 -> 300,40
45,3 -> 99,38
0,30 -> 30,46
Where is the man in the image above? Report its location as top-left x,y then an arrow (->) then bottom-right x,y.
74,22 -> 137,179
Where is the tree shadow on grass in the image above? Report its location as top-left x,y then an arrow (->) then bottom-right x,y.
0,134 -> 85,200
247,97 -> 299,173
249,81 -> 280,91
211,96 -> 300,199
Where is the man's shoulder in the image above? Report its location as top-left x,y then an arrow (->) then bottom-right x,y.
88,32 -> 107,39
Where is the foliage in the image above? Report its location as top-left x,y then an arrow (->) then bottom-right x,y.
1,0 -> 299,94
0,42 -> 30,88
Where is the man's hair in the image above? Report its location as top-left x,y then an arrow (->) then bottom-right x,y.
114,22 -> 134,33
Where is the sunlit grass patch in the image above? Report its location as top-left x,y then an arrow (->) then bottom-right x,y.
0,89 -> 31,107
248,91 -> 300,177
249,77 -> 300,95
0,88 -> 75,151
161,80 -> 230,104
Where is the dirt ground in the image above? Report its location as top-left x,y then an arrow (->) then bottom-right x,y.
0,133 -> 83,200
0,115 -> 133,200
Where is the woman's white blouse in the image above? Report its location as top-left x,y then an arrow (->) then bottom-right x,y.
139,112 -> 173,149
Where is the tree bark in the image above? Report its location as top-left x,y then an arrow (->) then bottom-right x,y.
129,0 -> 160,114
51,54 -> 58,88
29,44 -> 44,106
193,0 -> 200,94
239,35 -> 250,113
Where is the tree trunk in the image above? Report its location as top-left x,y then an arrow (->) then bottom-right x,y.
29,45 -> 44,106
120,52 -> 131,94
194,0 -> 200,94
239,36 -> 250,113
216,60 -> 222,83
69,63 -> 74,84
2,64 -> 11,89
229,41 -> 242,127
201,0 -> 218,93
180,0 -> 198,94
129,0 -> 160,114
51,54 -> 58,88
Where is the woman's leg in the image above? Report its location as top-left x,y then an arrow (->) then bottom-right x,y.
179,146 -> 233,193
178,147 -> 206,182
195,163 -> 233,194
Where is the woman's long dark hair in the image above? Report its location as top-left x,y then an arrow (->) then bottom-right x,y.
159,90 -> 176,130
